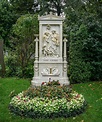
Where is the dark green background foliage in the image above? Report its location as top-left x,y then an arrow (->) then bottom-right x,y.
0,0 -> 17,45
83,18 -> 102,81
68,17 -> 102,83
5,14 -> 39,78
65,0 -> 102,83
0,0 -> 102,82
9,0 -> 34,15
68,24 -> 92,83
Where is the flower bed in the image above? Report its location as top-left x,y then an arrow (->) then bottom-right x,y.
9,81 -> 87,118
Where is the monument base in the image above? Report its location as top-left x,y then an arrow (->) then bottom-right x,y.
31,77 -> 70,87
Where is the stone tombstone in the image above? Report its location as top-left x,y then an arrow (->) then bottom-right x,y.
31,13 -> 69,86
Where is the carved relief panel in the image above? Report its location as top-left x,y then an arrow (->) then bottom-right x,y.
41,67 -> 60,76
41,24 -> 60,57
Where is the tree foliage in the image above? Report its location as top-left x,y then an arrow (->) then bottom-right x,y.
34,0 -> 66,16
1,0 -> 102,82
9,0 -> 34,15
68,24 -> 92,83
0,0 -> 17,77
5,14 -> 39,77
65,0 -> 102,83
0,0 -> 17,45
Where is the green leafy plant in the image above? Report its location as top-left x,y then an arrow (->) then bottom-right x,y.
42,80 -> 60,86
23,81 -> 72,100
9,81 -> 87,118
9,91 -> 86,118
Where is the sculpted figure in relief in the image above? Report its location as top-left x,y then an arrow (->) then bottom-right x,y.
42,25 -> 59,57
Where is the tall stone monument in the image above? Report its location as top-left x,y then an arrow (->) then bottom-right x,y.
31,13 -> 69,86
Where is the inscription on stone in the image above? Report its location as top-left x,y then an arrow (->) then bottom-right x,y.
43,59 -> 58,61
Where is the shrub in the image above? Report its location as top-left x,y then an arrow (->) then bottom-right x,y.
5,52 -> 33,78
66,13 -> 102,82
68,24 -> 92,83
5,14 -> 38,78
5,53 -> 20,77
83,18 -> 102,81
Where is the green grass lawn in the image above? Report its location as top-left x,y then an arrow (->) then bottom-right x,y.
0,78 -> 102,122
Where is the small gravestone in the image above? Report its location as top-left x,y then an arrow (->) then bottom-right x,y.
31,13 -> 69,86
0,39 -> 5,77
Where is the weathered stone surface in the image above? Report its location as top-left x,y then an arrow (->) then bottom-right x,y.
31,13 -> 69,86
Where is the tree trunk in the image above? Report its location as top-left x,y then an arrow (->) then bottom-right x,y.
0,40 -> 5,77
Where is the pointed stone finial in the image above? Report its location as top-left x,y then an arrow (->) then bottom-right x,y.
63,34 -> 67,38
45,12 -> 47,15
34,37 -> 39,42
63,38 -> 68,42
38,15 -> 40,19
50,11 -> 53,15
34,34 -> 39,37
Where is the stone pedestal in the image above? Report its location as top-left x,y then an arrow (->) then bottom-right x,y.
31,13 -> 70,86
